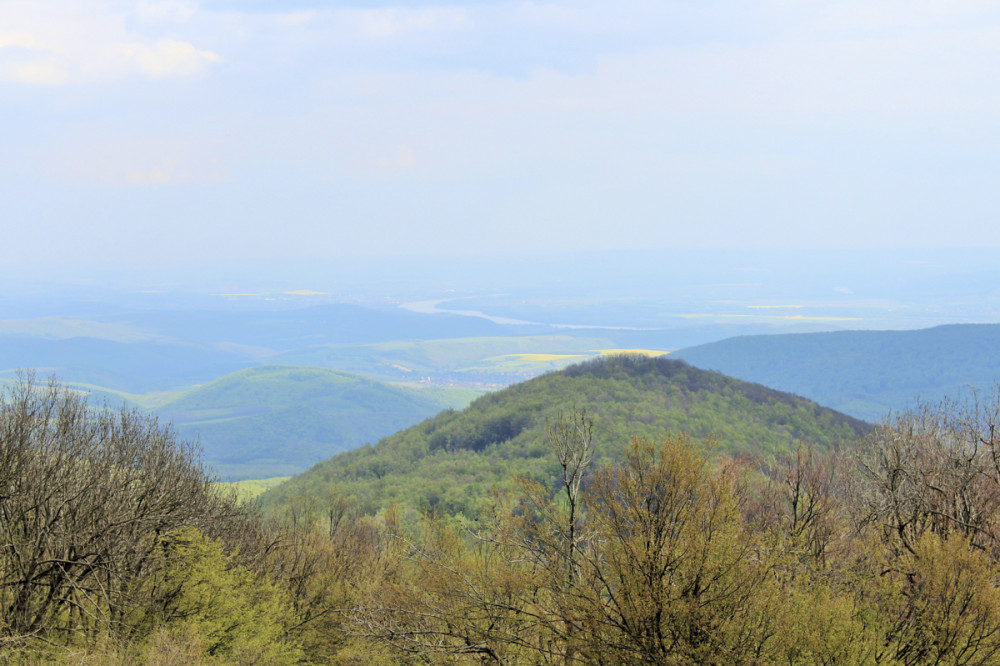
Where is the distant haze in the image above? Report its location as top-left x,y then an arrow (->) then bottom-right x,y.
2,248 -> 999,332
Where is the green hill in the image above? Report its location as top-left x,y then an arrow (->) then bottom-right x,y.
156,366 -> 469,480
262,355 -> 869,516
672,323 -> 1000,421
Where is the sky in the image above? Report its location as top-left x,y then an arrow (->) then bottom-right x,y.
3,0 -> 1000,268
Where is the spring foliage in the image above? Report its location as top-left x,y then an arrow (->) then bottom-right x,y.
9,372 -> 1000,664
264,356 -> 869,517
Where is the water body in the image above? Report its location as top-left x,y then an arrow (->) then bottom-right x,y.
399,299 -> 652,331
399,299 -> 536,325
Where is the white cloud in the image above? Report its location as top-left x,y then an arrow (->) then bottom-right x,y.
115,39 -> 220,78
133,0 -> 196,25
349,7 -> 471,39
274,11 -> 317,29
0,1 -> 219,85
2,59 -> 69,85
769,0 -> 1000,34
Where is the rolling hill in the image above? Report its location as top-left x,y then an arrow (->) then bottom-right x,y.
672,323 -> 1000,421
0,336 -> 256,394
261,355 -> 869,516
154,366 -> 470,480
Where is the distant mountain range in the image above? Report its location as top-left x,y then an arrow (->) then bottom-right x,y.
673,323 -> 1000,421
261,355 -> 869,516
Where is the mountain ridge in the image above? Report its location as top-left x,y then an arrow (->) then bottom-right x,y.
672,323 -> 1000,421
262,355 -> 869,515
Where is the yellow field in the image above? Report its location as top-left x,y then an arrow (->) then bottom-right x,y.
499,353 -> 588,362
498,350 -> 669,363
216,476 -> 291,502
593,349 -> 669,357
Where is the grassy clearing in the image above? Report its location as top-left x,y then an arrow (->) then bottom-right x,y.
217,476 -> 292,502
388,384 -> 484,409
471,355 -> 588,374
498,353 -> 588,362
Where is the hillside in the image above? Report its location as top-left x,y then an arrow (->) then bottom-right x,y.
156,366 -> 468,480
672,323 -> 1000,421
262,355 -> 869,516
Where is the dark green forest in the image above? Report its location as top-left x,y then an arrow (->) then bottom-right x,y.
7,359 -> 1000,664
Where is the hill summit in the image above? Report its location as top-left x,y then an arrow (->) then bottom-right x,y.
263,355 -> 869,515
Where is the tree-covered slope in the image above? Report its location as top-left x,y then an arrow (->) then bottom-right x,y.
262,355 -> 869,516
157,366 -> 464,480
672,323 -> 1000,421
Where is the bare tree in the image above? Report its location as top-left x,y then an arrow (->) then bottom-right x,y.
546,407 -> 594,585
0,373 -> 260,649
851,394 -> 1000,556
753,445 -> 845,566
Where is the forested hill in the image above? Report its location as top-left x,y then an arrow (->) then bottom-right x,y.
155,365 -> 462,480
262,355 -> 869,516
672,323 -> 1000,421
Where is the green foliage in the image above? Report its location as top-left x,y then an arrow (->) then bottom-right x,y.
348,398 -> 1000,664
579,436 -> 783,663
16,376 -> 1000,664
885,531 -> 1000,664
263,355 -> 869,516
0,374 -> 291,662
135,528 -> 302,664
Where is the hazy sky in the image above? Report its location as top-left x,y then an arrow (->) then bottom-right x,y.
3,0 -> 1000,267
